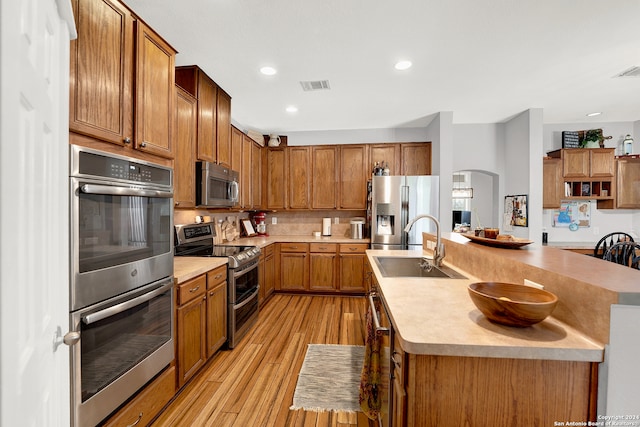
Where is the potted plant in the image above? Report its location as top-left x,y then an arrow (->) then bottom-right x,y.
580,129 -> 601,148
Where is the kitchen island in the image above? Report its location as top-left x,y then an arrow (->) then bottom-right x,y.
366,232 -> 640,426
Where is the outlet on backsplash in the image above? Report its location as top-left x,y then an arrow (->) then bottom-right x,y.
271,217 -> 277,225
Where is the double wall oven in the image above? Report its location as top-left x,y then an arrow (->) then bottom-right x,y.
68,145 -> 174,427
174,223 -> 260,349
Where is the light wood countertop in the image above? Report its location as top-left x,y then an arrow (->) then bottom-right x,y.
367,249 -> 604,362
174,257 -> 227,284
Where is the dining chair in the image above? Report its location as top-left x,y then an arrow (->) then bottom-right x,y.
593,232 -> 634,259
603,241 -> 640,269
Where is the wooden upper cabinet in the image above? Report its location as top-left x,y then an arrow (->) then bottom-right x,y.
231,126 -> 243,175
562,149 -> 590,178
543,157 -> 562,209
616,158 -> 640,209
176,66 -> 218,163
174,85 -> 197,208
288,147 -> 311,209
69,0 -> 134,146
216,90 -> 232,167
561,148 -> 614,178
265,148 -> 287,209
241,135 -> 253,209
401,143 -> 432,175
312,146 -> 338,209
251,142 -> 263,208
135,21 -> 175,159
339,145 -> 368,209
370,144 -> 400,176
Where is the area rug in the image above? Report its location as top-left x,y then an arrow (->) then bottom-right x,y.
290,344 -> 365,413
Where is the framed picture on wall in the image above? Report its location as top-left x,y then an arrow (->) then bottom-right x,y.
504,195 -> 528,227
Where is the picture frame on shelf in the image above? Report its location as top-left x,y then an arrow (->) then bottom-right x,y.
504,195 -> 528,227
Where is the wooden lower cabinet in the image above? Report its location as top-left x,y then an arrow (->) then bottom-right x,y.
102,365 -> 176,427
395,354 -> 596,426
338,243 -> 368,293
175,266 -> 228,389
309,243 -> 338,292
259,244 -> 276,305
278,243 -> 309,291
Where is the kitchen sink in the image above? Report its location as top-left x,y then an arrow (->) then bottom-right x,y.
374,256 -> 467,279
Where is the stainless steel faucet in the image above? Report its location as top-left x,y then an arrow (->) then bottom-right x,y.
404,214 -> 445,267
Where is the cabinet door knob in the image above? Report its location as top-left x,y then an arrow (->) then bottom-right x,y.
123,137 -> 131,144
140,141 -> 147,148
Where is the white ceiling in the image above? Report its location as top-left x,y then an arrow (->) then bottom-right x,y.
125,0 -> 640,133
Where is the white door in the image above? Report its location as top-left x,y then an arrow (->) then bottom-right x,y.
0,0 -> 76,425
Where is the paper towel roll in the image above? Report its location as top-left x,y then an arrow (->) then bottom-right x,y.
322,217 -> 332,236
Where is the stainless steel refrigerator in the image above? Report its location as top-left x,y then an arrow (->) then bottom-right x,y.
370,175 -> 439,250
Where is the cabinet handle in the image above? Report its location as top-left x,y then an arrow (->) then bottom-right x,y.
209,291 -> 215,296
391,352 -> 402,369
349,247 -> 357,251
189,285 -> 200,293
123,137 -> 131,144
319,246 -> 327,250
140,141 -> 147,148
126,412 -> 143,427
214,274 -> 223,280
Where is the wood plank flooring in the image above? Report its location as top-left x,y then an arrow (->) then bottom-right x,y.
152,294 -> 375,427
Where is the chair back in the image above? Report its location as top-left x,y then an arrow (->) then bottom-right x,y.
594,232 -> 634,259
603,241 -> 640,269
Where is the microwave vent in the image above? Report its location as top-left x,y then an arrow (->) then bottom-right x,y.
300,80 -> 331,91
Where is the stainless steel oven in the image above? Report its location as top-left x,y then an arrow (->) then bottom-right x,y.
69,145 -> 174,426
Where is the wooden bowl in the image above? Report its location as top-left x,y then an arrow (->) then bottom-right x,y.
468,282 -> 558,327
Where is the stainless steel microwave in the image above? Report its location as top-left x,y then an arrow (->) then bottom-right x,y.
196,161 -> 239,207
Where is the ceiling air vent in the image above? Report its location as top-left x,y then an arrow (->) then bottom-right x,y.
300,80 -> 331,91
615,66 -> 640,78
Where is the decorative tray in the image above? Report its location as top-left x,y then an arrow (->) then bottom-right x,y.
462,233 -> 533,248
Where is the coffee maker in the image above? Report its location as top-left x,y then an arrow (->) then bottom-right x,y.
253,212 -> 267,236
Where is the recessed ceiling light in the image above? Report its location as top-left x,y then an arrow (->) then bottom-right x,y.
586,112 -> 602,117
260,66 -> 277,76
286,105 -> 298,113
394,60 -> 412,71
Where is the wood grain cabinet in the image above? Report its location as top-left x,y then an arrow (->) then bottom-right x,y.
176,275 -> 207,388
616,157 -> 640,209
252,142 -> 263,208
216,90 -> 232,167
312,146 -> 338,209
543,157 -> 563,209
401,143 -> 432,175
278,243 -> 309,291
174,85 -> 197,208
206,266 -> 227,358
548,148 -> 615,208
288,146 -> 312,209
370,143 -> 400,175
339,145 -> 369,209
241,134 -> 253,209
69,0 -> 175,161
175,66 -> 219,163
338,243 -> 368,293
265,148 -> 287,209
309,243 -> 338,292
259,244 -> 276,305
102,366 -> 176,427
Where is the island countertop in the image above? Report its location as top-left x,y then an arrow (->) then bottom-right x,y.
366,249 -> 604,362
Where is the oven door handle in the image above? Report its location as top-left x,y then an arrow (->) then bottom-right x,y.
82,282 -> 171,325
368,293 -> 389,335
80,183 -> 173,198
235,285 -> 259,310
233,260 -> 259,278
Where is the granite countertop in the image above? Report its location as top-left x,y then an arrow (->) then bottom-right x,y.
366,249 -> 604,362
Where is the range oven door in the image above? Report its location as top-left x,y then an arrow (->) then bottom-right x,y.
70,176 -> 174,310
69,278 -> 174,427
228,260 -> 259,349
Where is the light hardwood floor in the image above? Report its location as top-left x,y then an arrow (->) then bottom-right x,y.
152,294 -> 376,427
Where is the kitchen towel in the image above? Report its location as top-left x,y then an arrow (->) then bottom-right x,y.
359,303 -> 381,420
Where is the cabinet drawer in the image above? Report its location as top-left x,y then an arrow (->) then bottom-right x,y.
177,274 -> 206,305
103,365 -> 175,427
280,243 -> 309,253
309,243 -> 337,253
339,243 -> 368,254
207,265 -> 227,289
263,244 -> 275,257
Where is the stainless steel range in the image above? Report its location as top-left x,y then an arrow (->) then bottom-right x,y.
174,223 -> 260,348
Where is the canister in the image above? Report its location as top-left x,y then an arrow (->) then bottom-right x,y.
350,217 -> 365,239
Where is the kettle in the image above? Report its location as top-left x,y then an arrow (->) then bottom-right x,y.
268,134 -> 281,147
